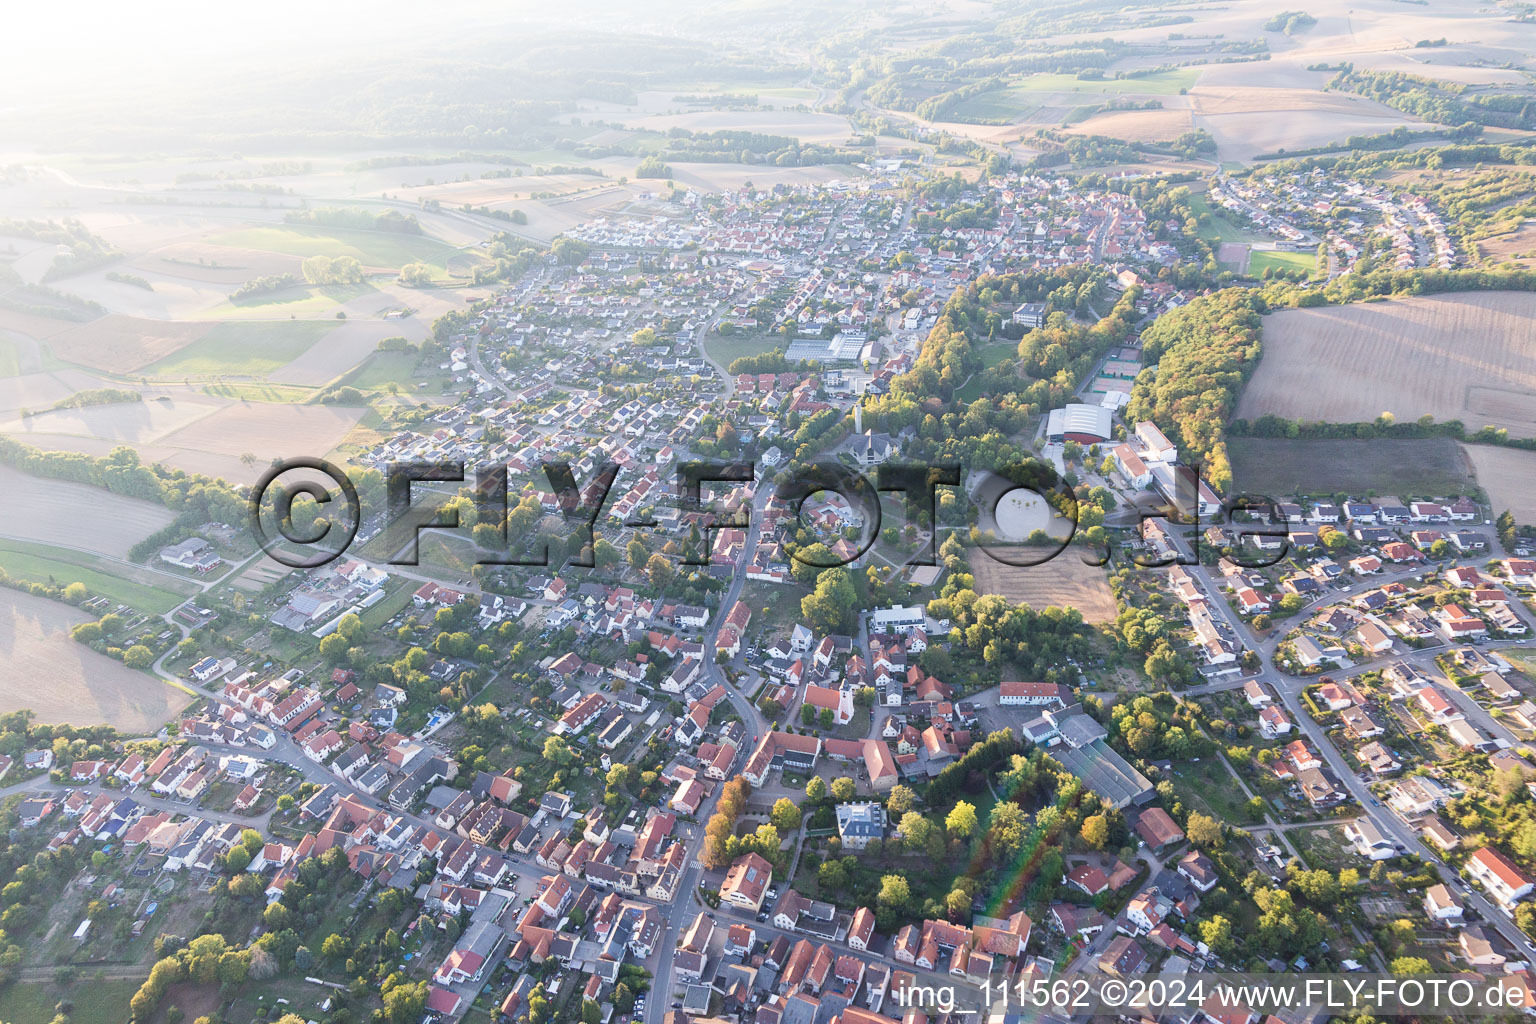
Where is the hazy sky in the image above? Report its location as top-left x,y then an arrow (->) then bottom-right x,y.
1,0 -> 546,100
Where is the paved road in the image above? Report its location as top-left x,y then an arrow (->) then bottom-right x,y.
1165,532 -> 1536,961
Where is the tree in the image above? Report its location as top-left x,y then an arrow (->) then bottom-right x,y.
398,263 -> 434,287
897,811 -> 933,851
878,874 -> 911,910
224,845 -> 252,874
805,776 -> 828,801
771,798 -> 803,832
1389,957 -> 1432,975
887,784 -> 917,816
946,801 -> 978,839
819,858 -> 851,892
987,801 -> 1030,860
543,735 -> 574,764
830,777 -> 857,802
627,537 -> 648,570
1199,915 -> 1234,955
382,981 -> 429,1024
644,553 -> 674,588
1081,813 -> 1110,849
123,645 -> 154,669
321,933 -> 348,962
1186,812 -> 1223,848
801,568 -> 857,635
318,632 -> 350,663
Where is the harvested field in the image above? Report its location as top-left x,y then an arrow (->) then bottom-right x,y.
1062,107 -> 1192,142
44,315 -> 213,373
0,367 -> 115,415
0,464 -> 175,558
1462,445 -> 1536,525
1187,83 -> 1418,163
1228,437 -> 1474,498
150,402 -> 367,482
0,589 -> 192,731
7,401 -> 366,486
268,315 -> 430,387
0,395 -> 221,445
1237,293 -> 1536,438
968,550 -> 1117,623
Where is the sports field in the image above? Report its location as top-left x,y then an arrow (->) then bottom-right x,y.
1248,249 -> 1318,277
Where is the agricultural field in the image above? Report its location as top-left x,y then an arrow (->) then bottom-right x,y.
0,464 -> 176,558
43,315 -> 214,374
1462,444 -> 1536,525
148,402 -> 369,484
968,549 -> 1117,623
1227,436 -> 1474,498
268,317 -> 431,388
0,588 -> 193,730
204,224 -> 462,273
1061,106 -> 1194,142
141,319 -> 336,378
1235,292 -> 1536,437
340,348 -> 437,393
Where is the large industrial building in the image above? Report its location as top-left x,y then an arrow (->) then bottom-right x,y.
1045,403 -> 1113,444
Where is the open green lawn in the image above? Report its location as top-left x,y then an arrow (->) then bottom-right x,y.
207,225 -> 463,271
1187,194 -> 1270,244
0,539 -> 193,613
0,978 -> 142,1024
1248,248 -> 1320,278
142,320 -> 334,378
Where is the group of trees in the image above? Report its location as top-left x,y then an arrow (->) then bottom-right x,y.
229,273 -> 298,300
301,254 -> 365,285
1126,288 -> 1265,494
1327,66 -> 1536,131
